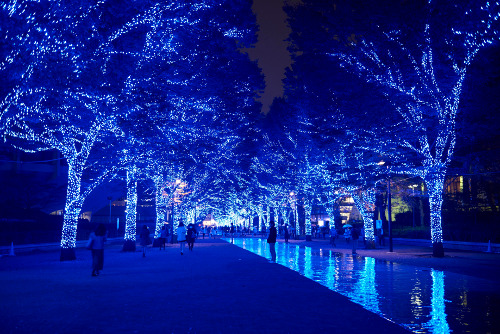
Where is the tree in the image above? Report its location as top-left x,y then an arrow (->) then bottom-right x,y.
0,0 -> 163,260
1,0 -> 263,259
286,0 -> 500,256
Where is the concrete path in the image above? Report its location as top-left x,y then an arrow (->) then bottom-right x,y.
0,239 -> 410,334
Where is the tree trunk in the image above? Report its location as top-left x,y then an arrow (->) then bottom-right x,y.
123,166 -> 137,252
352,192 -> 376,249
266,205 -> 270,229
60,210 -> 80,261
325,207 -> 335,231
425,171 -> 446,257
304,201 -> 312,241
258,206 -> 264,234
294,204 -> 299,239
60,164 -> 83,261
154,178 -> 167,237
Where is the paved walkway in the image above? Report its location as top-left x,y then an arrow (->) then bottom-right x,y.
2,236 -> 500,333
0,238 -> 412,334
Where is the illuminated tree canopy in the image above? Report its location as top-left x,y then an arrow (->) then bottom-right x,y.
284,0 -> 500,256
1,0 -> 263,260
1,0 -> 499,259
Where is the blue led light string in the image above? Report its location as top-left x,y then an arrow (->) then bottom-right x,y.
125,165 -> 138,242
258,204 -> 264,233
351,188 -> 377,247
303,199 -> 312,238
0,1 -> 163,259
293,197 -> 299,237
266,205 -> 270,229
153,174 -> 167,238
1,0 -> 261,259
323,190 -> 344,233
319,0 -> 500,255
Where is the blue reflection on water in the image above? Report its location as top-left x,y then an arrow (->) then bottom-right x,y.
424,270 -> 450,333
226,238 -> 500,334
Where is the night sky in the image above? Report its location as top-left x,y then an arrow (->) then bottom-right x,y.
246,0 -> 294,113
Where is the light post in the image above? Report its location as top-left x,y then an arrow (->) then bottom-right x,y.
387,177 -> 393,252
378,161 -> 393,252
409,184 -> 418,228
107,196 -> 112,225
172,179 -> 182,243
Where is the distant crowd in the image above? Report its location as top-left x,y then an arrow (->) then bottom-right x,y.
86,220 -> 382,276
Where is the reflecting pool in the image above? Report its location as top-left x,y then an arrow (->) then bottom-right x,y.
225,238 -> 500,333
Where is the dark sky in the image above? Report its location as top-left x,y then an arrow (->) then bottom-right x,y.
246,0 -> 294,113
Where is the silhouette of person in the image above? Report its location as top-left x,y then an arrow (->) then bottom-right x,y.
177,221 -> 187,255
267,221 -> 277,262
330,226 -> 337,247
186,223 -> 197,251
284,224 -> 290,243
140,225 -> 152,257
159,225 -> 167,250
88,223 -> 107,277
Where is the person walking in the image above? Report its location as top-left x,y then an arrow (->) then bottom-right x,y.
140,225 -> 152,257
378,228 -> 385,246
186,223 -> 197,251
230,223 -> 235,243
267,221 -> 277,262
284,224 -> 290,243
87,223 -> 107,277
159,225 -> 167,250
329,226 -> 337,247
177,221 -> 187,255
344,226 -> 351,243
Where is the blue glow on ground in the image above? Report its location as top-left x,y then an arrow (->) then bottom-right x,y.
226,238 -> 500,334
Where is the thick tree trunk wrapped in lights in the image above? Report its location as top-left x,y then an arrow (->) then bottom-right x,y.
304,200 -> 312,241
153,178 -> 167,239
123,166 -> 138,252
351,189 -> 377,249
59,164 -> 84,260
424,168 -> 446,257
258,205 -> 264,233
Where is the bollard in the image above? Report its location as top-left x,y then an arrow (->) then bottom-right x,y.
487,240 -> 492,253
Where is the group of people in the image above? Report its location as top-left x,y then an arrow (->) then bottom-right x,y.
175,221 -> 198,255
140,222 -> 198,256
329,225 -> 362,254
87,220 -> 374,276
87,221 -> 200,277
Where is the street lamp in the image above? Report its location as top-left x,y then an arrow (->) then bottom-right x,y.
378,161 -> 393,252
107,196 -> 112,225
408,184 -> 418,228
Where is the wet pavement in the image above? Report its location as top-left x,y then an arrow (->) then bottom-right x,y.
1,236 -> 499,333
